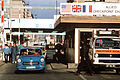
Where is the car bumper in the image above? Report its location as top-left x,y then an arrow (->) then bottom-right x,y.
17,65 -> 45,71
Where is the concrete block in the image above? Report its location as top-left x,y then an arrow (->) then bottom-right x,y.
50,63 -> 67,69
67,63 -> 78,69
46,64 -> 52,70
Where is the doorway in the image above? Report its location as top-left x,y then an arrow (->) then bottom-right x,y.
79,32 -> 92,63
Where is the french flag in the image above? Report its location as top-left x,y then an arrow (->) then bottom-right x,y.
82,5 -> 92,13
89,5 -> 92,13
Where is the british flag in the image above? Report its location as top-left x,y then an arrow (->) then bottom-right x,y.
72,5 -> 82,13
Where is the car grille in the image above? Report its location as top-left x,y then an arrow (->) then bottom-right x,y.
98,54 -> 120,58
23,62 -> 39,65
99,60 -> 120,63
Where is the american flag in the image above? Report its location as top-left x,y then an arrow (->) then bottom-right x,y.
61,4 -> 71,13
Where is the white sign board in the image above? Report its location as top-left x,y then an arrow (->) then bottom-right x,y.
60,2 -> 120,16
4,19 -> 54,29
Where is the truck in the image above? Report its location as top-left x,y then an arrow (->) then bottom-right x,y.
90,29 -> 120,73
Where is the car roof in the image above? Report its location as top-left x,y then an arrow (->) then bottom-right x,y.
21,47 -> 41,50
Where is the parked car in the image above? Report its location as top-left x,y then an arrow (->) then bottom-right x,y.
16,47 -> 45,73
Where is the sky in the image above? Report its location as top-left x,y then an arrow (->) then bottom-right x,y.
25,0 -> 66,19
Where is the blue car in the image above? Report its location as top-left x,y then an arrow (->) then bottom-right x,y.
16,47 -> 45,72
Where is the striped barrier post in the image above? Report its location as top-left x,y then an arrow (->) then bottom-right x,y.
1,0 -> 4,47
1,0 -> 4,61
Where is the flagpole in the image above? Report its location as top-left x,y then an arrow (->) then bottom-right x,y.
77,0 -> 78,3
55,0 -> 57,21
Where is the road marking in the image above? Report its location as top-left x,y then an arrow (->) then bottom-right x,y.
79,74 -> 87,80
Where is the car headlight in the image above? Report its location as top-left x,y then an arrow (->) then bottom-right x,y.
40,58 -> 44,62
17,59 -> 21,63
94,53 -> 98,58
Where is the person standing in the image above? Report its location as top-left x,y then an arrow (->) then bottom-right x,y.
75,33 -> 93,76
9,43 -> 12,63
11,43 -> 18,63
75,40 -> 85,75
18,42 -> 24,55
3,44 -> 11,63
55,42 -> 63,63
16,43 -> 19,59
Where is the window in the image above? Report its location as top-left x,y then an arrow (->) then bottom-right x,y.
67,0 -> 74,3
95,38 -> 120,49
20,49 -> 42,56
92,0 -> 105,1
100,0 -> 105,1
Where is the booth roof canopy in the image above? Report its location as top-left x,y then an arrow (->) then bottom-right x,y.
54,16 -> 120,31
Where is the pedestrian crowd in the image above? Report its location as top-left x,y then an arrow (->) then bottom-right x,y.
2,42 -> 24,63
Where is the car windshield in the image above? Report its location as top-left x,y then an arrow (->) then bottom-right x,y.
95,38 -> 120,49
20,49 -> 42,56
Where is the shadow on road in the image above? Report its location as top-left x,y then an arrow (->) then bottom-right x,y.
14,70 -> 45,74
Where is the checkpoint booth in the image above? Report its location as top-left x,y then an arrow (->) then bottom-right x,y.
55,2 -> 120,66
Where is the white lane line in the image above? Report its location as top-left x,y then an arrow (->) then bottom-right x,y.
79,74 -> 87,80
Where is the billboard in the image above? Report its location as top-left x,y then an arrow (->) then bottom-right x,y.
60,2 -> 120,16
4,19 -> 54,29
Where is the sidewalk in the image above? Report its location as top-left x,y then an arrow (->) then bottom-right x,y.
50,63 -> 77,72
0,60 -> 5,66
0,53 -> 3,61
50,63 -> 67,70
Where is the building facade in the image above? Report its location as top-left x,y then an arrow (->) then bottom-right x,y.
0,0 -> 33,45
10,0 -> 32,18
67,0 -> 120,3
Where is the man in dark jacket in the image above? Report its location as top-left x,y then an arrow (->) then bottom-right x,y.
54,42 -> 63,63
75,33 -> 93,76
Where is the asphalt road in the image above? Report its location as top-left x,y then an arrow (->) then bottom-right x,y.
0,63 -> 120,80
0,63 -> 80,80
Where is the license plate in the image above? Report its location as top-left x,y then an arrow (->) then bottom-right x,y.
26,66 -> 36,69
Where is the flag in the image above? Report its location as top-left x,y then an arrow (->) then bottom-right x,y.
61,4 -> 93,14
61,4 -> 71,13
89,5 -> 92,13
72,5 -> 86,13
83,5 -> 86,12
72,5 -> 81,13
